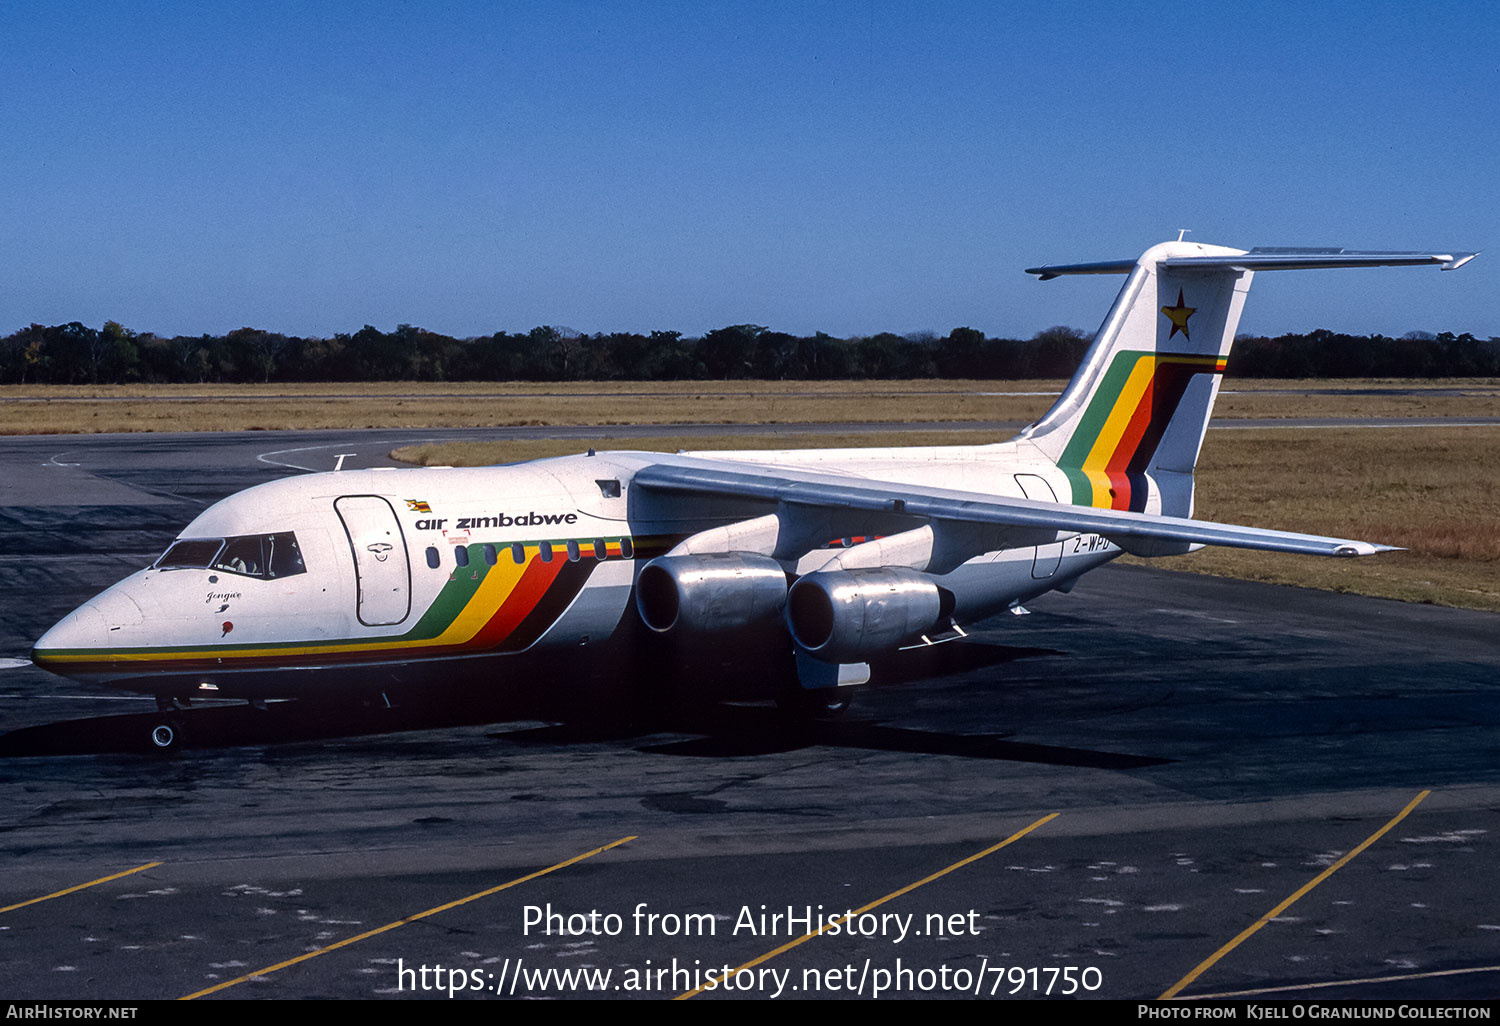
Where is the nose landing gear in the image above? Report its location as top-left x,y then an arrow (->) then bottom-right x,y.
149,695 -> 190,754
149,720 -> 180,751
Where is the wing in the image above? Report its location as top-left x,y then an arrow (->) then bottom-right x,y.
633,454 -> 1395,558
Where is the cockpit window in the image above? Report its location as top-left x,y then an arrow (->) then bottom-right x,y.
155,539 -> 225,570
215,536 -> 266,576
155,533 -> 306,579
265,533 -> 306,578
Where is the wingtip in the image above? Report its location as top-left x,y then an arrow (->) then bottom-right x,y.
1334,542 -> 1404,557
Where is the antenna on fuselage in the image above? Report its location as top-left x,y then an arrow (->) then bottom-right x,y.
1177,229 -> 1192,242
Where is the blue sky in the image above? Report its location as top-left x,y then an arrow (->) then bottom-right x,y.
2,1 -> 1495,340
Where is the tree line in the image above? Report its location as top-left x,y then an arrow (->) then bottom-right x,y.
2,321 -> 1496,384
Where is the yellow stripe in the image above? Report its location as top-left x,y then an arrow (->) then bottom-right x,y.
676,813 -> 1058,1000
439,546 -> 532,643
0,862 -> 163,914
180,835 -> 636,1000
1081,354 -> 1157,503
1159,790 -> 1431,1000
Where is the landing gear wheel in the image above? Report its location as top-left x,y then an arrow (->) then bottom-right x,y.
147,718 -> 183,754
776,688 -> 855,721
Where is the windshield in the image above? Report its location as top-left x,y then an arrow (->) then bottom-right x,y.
155,533 -> 306,579
155,539 -> 225,570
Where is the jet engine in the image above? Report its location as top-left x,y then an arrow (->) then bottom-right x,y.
786,566 -> 952,663
635,553 -> 789,634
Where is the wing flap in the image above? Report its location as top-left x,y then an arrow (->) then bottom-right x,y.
633,457 -> 1397,559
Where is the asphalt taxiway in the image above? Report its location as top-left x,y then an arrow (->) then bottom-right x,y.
0,428 -> 1497,1001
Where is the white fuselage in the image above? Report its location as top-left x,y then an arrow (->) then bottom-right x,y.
31,441 -> 1117,698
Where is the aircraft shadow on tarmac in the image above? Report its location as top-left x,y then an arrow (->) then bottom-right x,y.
497,712 -> 1170,769
0,640 -> 1173,770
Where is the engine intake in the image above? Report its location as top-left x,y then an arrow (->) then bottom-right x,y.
636,553 -> 789,634
786,567 -> 949,663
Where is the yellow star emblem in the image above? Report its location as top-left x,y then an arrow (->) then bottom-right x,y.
1160,288 -> 1196,341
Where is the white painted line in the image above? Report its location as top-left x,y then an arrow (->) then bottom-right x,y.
0,693 -> 155,701
257,438 -> 447,472
0,658 -> 33,670
255,444 -> 349,471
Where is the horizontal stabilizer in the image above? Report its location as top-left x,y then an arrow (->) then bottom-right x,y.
1027,247 -> 1476,279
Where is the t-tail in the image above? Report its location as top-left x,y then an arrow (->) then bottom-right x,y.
1017,242 -> 1476,516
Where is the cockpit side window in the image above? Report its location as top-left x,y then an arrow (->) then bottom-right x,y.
156,533 -> 307,579
265,533 -> 306,578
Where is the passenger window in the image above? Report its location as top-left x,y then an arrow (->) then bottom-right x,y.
540,543 -> 553,563
594,538 -> 607,561
566,540 -> 580,562
426,547 -> 440,569
511,543 -> 526,564
621,537 -> 634,559
454,546 -> 469,568
483,544 -> 497,566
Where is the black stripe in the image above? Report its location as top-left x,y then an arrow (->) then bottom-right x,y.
497,559 -> 599,653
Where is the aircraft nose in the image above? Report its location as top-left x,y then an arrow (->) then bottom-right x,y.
33,604 -> 109,660
32,590 -> 142,662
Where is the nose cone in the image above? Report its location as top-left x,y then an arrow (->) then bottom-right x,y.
32,604 -> 108,666
32,589 -> 144,675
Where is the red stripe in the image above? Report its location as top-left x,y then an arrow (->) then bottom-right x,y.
1102,377 -> 1157,509
467,558 -> 566,649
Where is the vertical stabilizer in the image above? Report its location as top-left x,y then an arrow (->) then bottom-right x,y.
1018,241 -> 1252,516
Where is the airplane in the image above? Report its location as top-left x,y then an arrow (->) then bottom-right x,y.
29,240 -> 1477,751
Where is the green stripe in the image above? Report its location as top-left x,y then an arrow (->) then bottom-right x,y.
1061,465 -> 1092,505
1057,351 -> 1149,469
404,543 -> 489,639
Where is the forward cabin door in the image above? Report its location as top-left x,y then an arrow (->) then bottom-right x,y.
1013,475 -> 1063,579
334,496 -> 412,626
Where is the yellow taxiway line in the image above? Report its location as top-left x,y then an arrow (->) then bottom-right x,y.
180,836 -> 636,1000
676,812 -> 1060,1000
0,861 -> 163,915
1160,790 -> 1432,1000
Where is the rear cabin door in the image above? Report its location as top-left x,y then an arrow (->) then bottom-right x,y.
334,496 -> 412,626
1013,474 -> 1063,579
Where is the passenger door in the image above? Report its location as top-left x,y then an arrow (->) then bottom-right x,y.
334,496 -> 411,626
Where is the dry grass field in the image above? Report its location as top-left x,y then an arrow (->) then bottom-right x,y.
1179,426 -> 1500,611
394,424 -> 1500,614
0,378 -> 1498,434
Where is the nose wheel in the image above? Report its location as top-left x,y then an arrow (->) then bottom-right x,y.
147,704 -> 186,754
